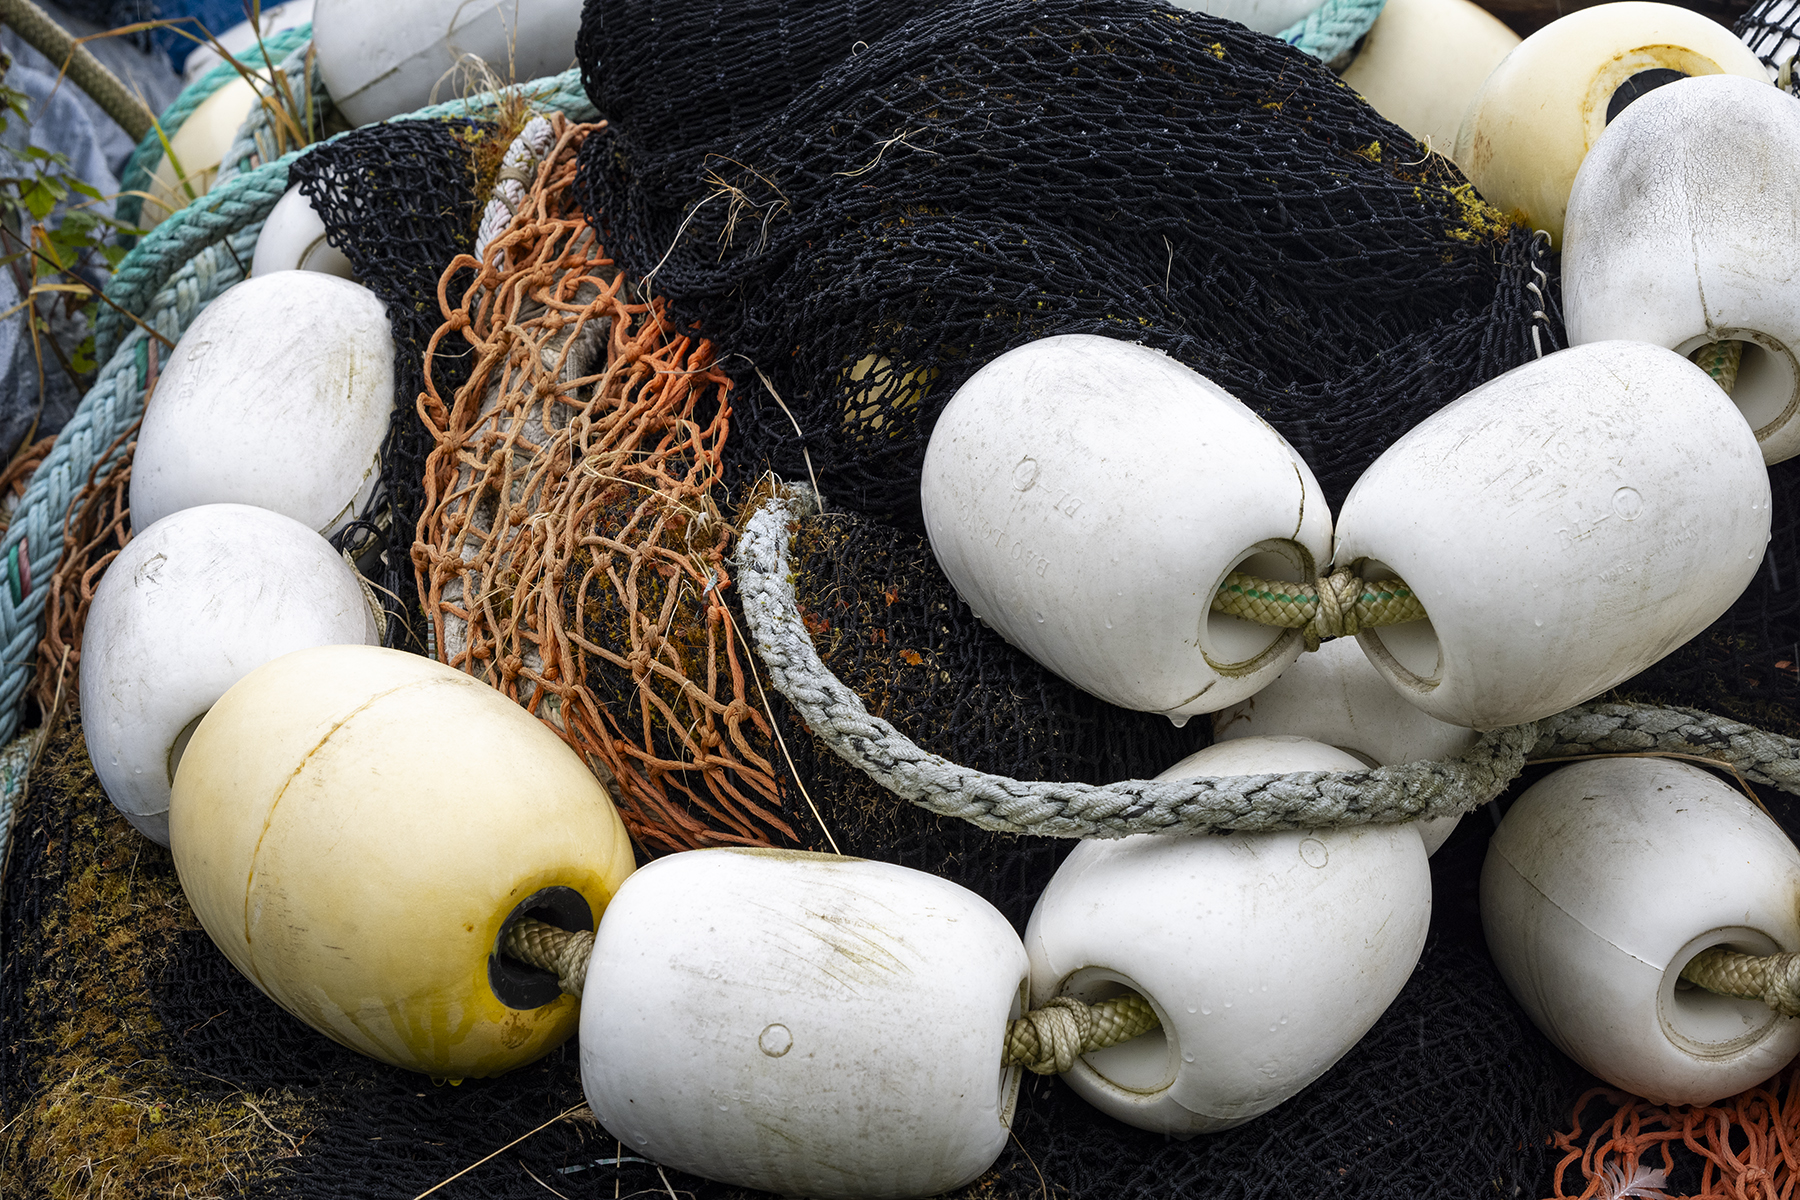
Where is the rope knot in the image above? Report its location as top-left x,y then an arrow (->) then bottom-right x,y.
1011,996 -> 1094,1075
1306,567 -> 1362,651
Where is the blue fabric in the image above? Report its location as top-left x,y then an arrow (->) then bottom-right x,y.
152,0 -> 256,72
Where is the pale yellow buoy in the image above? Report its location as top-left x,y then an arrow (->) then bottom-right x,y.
1453,1 -> 1766,244
1338,0 -> 1519,160
170,644 -> 636,1080
144,75 -> 260,227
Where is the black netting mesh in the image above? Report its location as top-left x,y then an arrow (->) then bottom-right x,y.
573,0 -> 1556,527
289,117 -> 490,655
1734,0 -> 1798,90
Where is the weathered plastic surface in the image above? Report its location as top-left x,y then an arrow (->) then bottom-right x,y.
1025,736 -> 1431,1137
1454,1 -> 1765,244
1338,0 -> 1518,159
579,849 -> 1026,1200
1564,74 -> 1800,464
1333,341 -> 1769,730
171,645 -> 636,1079
1212,638 -> 1474,853
129,271 -> 392,538
1164,0 -> 1324,36
80,504 -> 377,846
1483,758 -> 1800,1105
144,75 -> 259,226
921,334 -> 1332,723
312,0 -> 583,126
251,184 -> 356,280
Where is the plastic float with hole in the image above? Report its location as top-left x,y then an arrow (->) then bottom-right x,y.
919,334 -> 1332,723
578,849 -> 1028,1200
1332,340 -> 1769,730
250,184 -> 357,280
1023,735 -> 1431,1136
1211,638 -> 1473,853
312,0 -> 586,127
1162,0 -> 1325,36
1337,0 -> 1519,159
1454,1 -> 1766,244
80,504 -> 378,848
1482,758 -> 1800,1105
170,644 -> 636,1080
1563,75 -> 1800,465
129,271 -> 392,539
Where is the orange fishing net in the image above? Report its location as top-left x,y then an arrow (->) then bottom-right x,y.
1550,1065 -> 1800,1200
413,116 -> 793,855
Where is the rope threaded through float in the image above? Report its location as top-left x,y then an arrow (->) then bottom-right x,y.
1690,339 -> 1745,394
1213,568 -> 1427,650
504,917 -> 1165,1072
1002,994 -> 1163,1075
1680,946 -> 1800,1017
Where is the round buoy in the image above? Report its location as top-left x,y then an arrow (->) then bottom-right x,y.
1564,75 -> 1800,465
312,0 -> 585,127
251,185 -> 356,280
1212,638 -> 1474,853
920,334 -> 1331,724
170,644 -> 636,1079
1162,0 -> 1324,37
1332,340 -> 1769,730
129,271 -> 393,538
1453,1 -> 1765,244
1024,736 -> 1431,1136
1483,758 -> 1800,1105
143,76 -> 260,227
578,849 -> 1027,1199
80,504 -> 378,847
1338,0 -> 1519,159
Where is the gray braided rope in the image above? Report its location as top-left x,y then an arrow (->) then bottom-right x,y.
734,486 -> 1800,837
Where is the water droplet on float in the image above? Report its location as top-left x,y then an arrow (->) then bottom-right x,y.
1104,618 -> 1114,630
1534,618 -> 1543,628
1183,1053 -> 1195,1063
1034,611 -> 1046,624
1187,1005 -> 1197,1014
1200,1004 -> 1211,1015
1269,1024 -> 1277,1033
718,1104 -> 729,1112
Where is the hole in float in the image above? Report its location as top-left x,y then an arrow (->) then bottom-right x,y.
1605,67 -> 1689,124
1662,930 -> 1785,1059
1203,540 -> 1315,678
489,886 -> 594,1011
1059,968 -> 1176,1096
166,709 -> 207,784
1677,331 -> 1800,449
1350,559 -> 1441,692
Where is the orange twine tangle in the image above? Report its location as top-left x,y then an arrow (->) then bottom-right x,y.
1550,1063 -> 1800,1200
414,116 -> 793,855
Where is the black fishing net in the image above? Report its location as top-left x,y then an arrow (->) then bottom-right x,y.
0,710 -> 1589,1199
288,117 -> 490,655
1733,0 -> 1796,90
573,0 -> 1556,528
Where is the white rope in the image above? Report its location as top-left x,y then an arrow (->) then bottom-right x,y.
474,116 -> 556,266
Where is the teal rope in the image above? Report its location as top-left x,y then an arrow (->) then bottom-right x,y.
6,65 -> 599,761
115,24 -> 315,233
1281,0 -> 1387,63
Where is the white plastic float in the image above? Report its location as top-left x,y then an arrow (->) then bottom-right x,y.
920,334 -> 1332,723
181,0 -> 316,86
312,0 -> 585,127
1023,736 -> 1431,1136
1454,1 -> 1766,244
171,644 -> 636,1079
130,271 -> 393,538
80,504 -> 378,847
1337,0 -> 1519,158
1563,75 -> 1800,465
579,849 -> 1027,1200
250,185 -> 356,279
1332,340 -> 1769,730
1162,0 -> 1324,36
1483,758 -> 1800,1105
1212,638 -> 1474,853
143,75 -> 261,227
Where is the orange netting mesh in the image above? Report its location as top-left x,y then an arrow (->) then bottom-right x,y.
1550,1065 -> 1800,1200
413,116 -> 793,856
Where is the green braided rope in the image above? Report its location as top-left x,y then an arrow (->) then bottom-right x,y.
1690,339 -> 1744,394
1215,568 -> 1427,651
1281,0 -> 1388,64
115,24 -> 315,233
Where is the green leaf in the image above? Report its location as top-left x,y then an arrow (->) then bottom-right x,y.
20,179 -> 62,220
